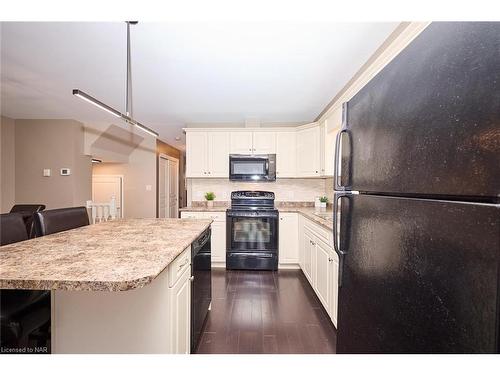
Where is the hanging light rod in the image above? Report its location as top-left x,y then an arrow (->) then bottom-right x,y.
72,89 -> 159,137
72,21 -> 159,138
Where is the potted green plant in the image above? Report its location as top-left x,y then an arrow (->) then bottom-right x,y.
319,196 -> 328,210
205,192 -> 216,208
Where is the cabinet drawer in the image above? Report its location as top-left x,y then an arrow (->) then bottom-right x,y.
303,217 -> 331,244
180,212 -> 199,219
168,247 -> 191,287
181,211 -> 225,222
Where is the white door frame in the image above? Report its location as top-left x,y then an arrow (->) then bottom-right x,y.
92,174 -> 125,218
158,154 -> 179,218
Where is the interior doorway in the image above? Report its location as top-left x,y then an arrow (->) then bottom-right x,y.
158,154 -> 179,218
92,175 -> 124,218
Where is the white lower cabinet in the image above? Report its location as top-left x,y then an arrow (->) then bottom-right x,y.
329,251 -> 339,327
314,239 -> 331,310
302,228 -> 315,284
299,217 -> 339,327
170,264 -> 191,354
279,212 -> 299,264
181,211 -> 226,265
210,220 -> 226,263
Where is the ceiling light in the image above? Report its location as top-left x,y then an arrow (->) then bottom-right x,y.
73,21 -> 159,138
73,90 -> 121,118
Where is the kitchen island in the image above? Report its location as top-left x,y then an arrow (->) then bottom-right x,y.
0,218 -> 212,354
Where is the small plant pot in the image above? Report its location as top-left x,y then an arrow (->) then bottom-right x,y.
319,202 -> 327,210
206,201 -> 214,208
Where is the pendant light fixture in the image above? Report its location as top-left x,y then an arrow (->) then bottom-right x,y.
73,21 -> 159,138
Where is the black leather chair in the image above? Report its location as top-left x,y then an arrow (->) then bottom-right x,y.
0,213 -> 50,351
34,206 -> 90,236
9,204 -> 46,239
0,213 -> 29,245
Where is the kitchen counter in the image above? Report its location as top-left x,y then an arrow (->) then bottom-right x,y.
280,206 -> 334,231
0,218 -> 212,292
179,203 -> 334,231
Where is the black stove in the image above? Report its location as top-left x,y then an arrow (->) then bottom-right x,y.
226,191 -> 279,270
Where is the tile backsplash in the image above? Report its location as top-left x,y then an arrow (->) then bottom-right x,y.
187,178 -> 329,204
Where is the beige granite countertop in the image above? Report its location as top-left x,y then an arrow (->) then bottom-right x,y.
0,218 -> 212,292
180,203 -> 334,230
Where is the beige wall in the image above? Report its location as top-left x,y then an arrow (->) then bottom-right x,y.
1,116 -> 16,212
89,123 -> 157,219
14,119 -> 92,209
187,178 -> 327,204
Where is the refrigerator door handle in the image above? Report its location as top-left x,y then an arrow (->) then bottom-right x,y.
333,191 -> 350,287
334,102 -> 349,191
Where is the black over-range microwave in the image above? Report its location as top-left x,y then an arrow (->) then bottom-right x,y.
229,154 -> 276,182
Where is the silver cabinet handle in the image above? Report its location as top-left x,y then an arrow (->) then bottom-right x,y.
178,258 -> 189,268
249,148 -> 252,151
189,276 -> 194,281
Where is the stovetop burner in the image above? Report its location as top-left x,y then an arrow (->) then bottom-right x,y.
229,191 -> 275,211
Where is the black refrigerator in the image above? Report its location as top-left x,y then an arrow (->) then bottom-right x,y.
333,22 -> 500,354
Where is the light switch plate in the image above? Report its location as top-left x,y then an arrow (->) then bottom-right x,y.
146,185 -> 152,191
43,169 -> 51,177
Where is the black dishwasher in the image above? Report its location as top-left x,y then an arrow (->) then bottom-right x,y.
191,227 -> 211,352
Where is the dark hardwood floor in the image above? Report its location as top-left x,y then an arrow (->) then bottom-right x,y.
195,269 -> 337,354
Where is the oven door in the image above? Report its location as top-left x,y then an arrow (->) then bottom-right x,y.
226,210 -> 278,252
229,155 -> 276,181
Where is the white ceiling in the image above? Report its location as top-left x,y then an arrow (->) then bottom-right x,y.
0,22 -> 398,148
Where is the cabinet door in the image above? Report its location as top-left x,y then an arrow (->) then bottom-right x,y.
211,220 -> 226,263
170,267 -> 191,354
315,239 -> 331,312
186,132 -> 208,177
208,132 -> 230,177
276,132 -> 296,177
302,229 -> 315,284
253,131 -> 276,154
230,132 -> 253,154
296,126 -> 320,177
330,250 -> 339,327
323,106 -> 342,176
278,212 -> 299,264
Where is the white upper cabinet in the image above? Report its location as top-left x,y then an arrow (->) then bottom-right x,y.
252,131 -> 276,154
208,132 -> 230,177
186,132 -> 208,177
276,131 -> 296,178
323,106 -> 342,176
296,125 -> 320,177
185,122 -> 334,178
230,131 -> 253,154
186,131 -> 229,178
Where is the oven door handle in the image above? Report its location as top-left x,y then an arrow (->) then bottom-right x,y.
227,253 -> 273,258
226,212 -> 278,219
